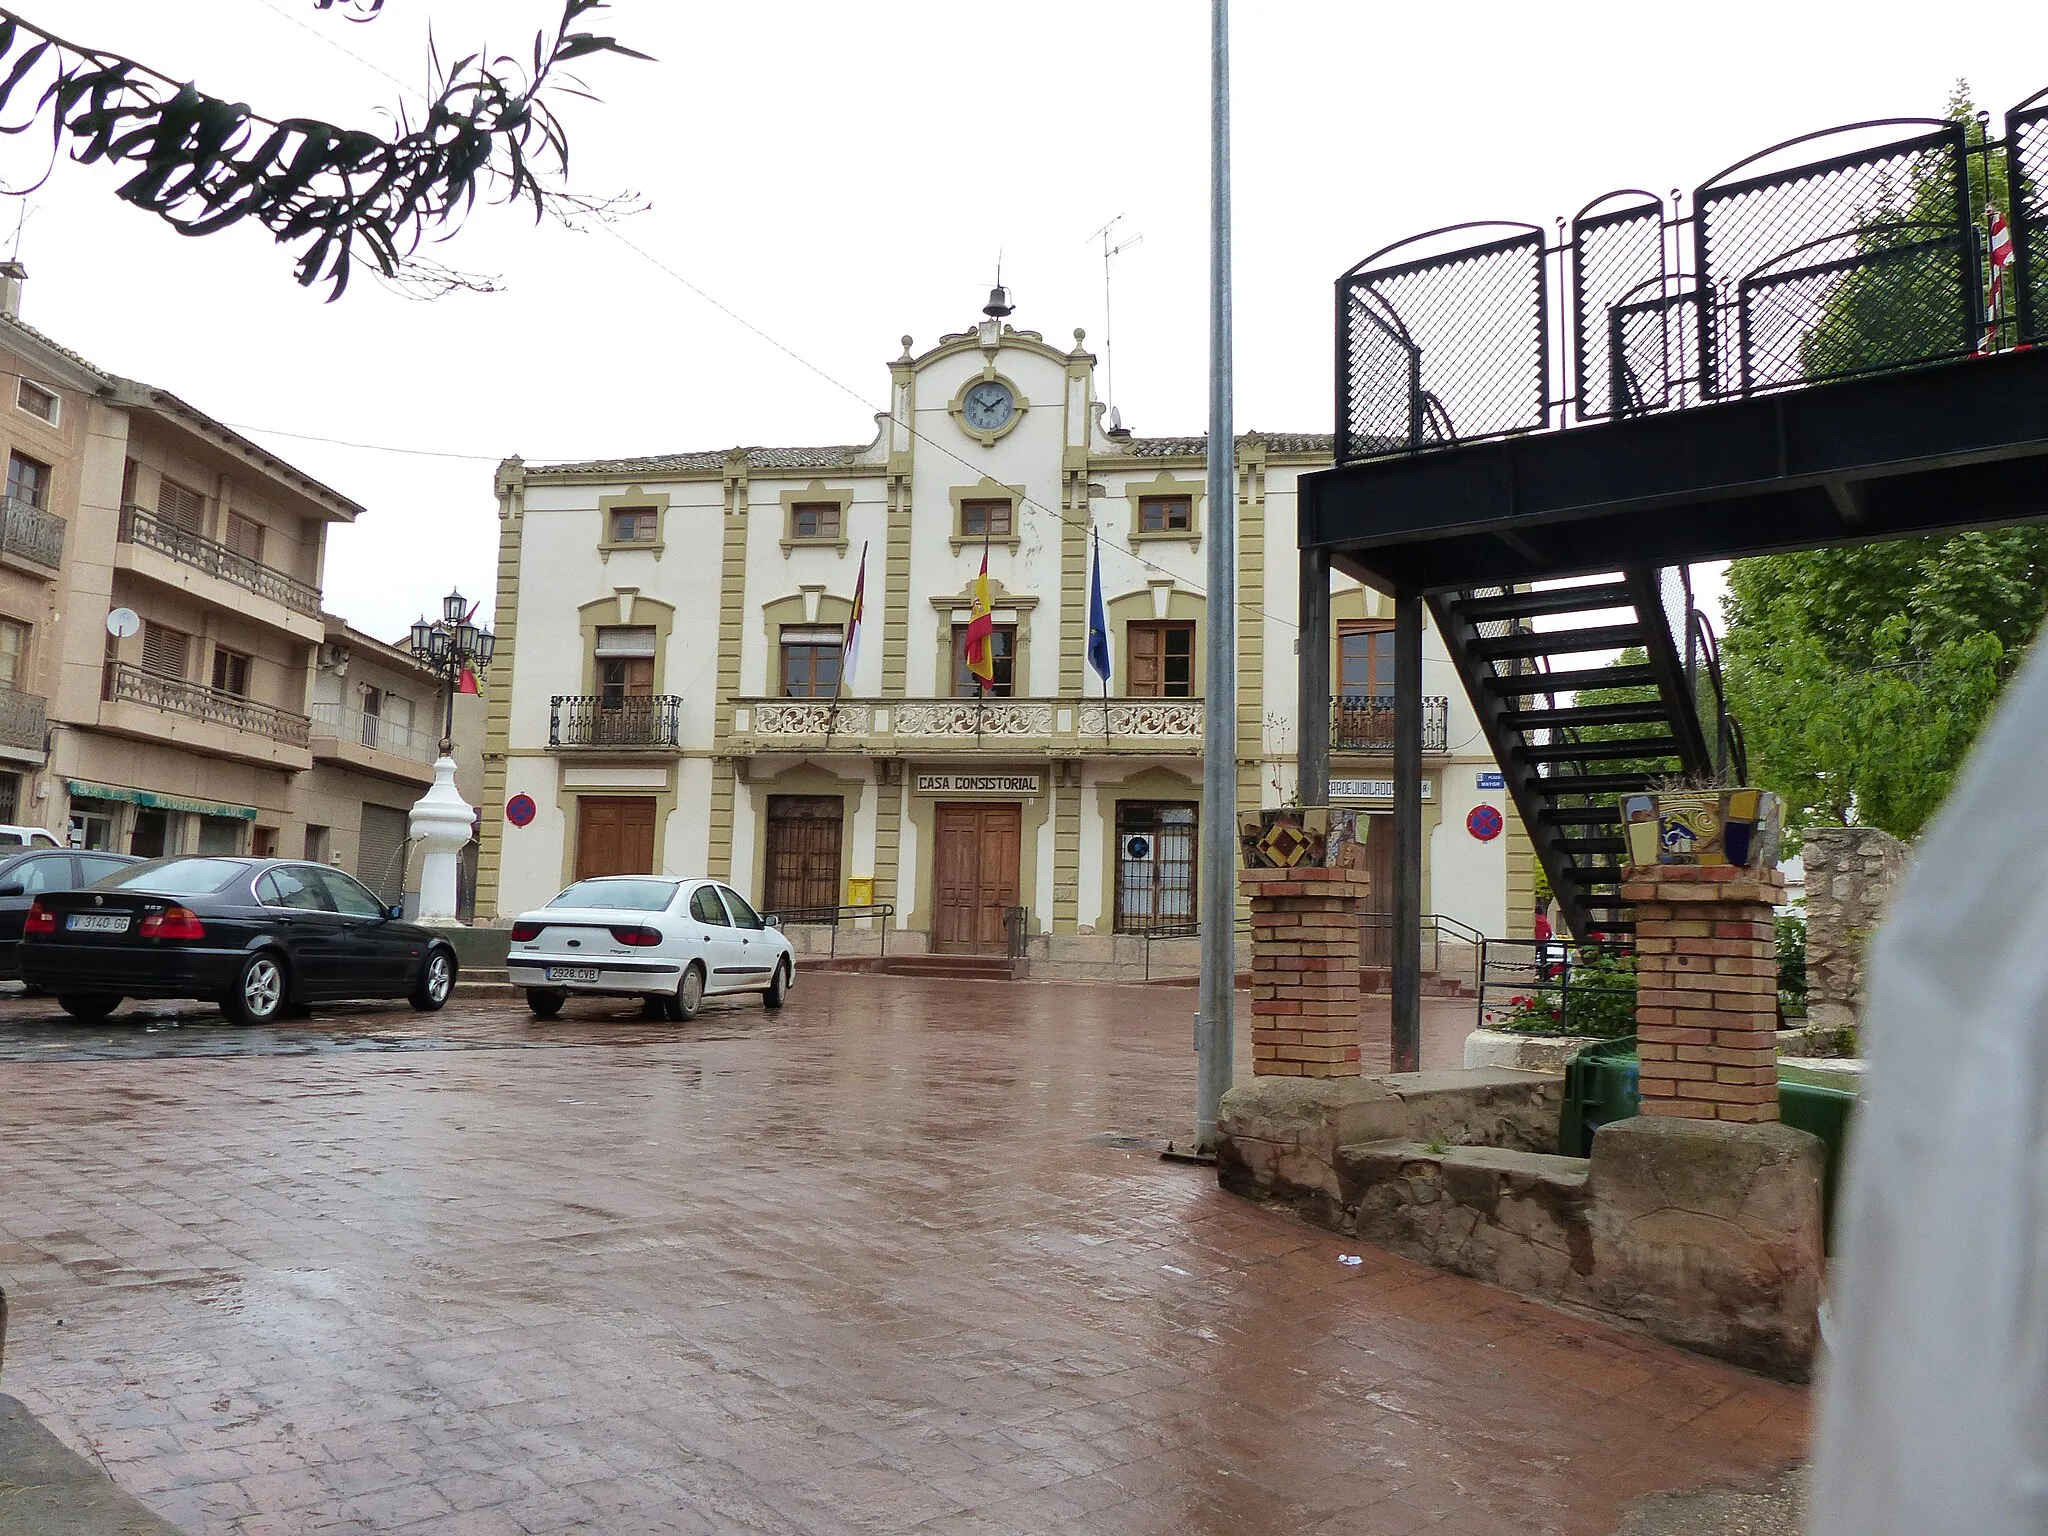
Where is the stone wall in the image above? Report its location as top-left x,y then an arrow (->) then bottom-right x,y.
1218,1074 -> 1827,1381
1802,826 -> 1907,1042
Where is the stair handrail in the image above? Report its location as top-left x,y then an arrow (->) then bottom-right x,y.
1685,606 -> 1749,783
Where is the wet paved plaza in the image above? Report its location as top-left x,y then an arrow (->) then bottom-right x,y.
0,977 -> 1805,1534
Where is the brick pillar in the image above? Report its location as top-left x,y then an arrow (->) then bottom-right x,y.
1244,866 -> 1367,1078
1626,865 -> 1786,1122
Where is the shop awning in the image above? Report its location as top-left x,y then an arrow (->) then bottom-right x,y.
65,781 -> 258,821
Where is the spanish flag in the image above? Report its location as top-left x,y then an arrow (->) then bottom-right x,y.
964,548 -> 996,686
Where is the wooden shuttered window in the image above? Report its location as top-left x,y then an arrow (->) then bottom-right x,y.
142,622 -> 189,679
224,511 -> 265,563
157,478 -> 205,531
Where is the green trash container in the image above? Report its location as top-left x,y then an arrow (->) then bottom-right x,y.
1560,1040 -> 1858,1250
1558,1035 -> 1641,1157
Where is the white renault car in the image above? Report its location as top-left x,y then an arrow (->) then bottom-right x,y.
506,876 -> 795,1020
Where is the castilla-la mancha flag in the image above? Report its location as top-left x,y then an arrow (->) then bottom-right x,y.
964,549 -> 996,686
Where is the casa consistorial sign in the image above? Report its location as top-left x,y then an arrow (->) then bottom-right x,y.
915,772 -> 1041,795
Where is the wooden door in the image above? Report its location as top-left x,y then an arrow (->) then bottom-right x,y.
932,803 -> 1022,953
1360,812 -> 1396,968
575,796 -> 657,880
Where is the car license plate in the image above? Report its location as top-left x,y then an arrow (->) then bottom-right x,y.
66,913 -> 131,934
546,966 -> 600,983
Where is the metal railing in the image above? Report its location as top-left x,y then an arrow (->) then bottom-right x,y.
107,661 -> 311,746
731,696 -> 1204,749
1657,567 -> 1749,784
308,701 -> 438,764
1338,90 -> 2048,463
1332,693 -> 1450,753
1,495 -> 64,569
1359,910 -> 1486,992
1476,936 -> 1638,1037
119,504 -> 321,616
1003,904 -> 1029,961
761,901 -> 895,959
549,694 -> 683,748
0,685 -> 45,755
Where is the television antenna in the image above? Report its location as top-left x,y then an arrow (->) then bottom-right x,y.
1087,215 -> 1143,417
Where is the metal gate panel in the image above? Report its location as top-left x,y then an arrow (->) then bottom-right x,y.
357,802 -> 410,904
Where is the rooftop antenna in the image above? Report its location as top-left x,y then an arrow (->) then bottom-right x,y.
983,250 -> 1013,319
1087,215 -> 1143,420
7,202 -> 33,263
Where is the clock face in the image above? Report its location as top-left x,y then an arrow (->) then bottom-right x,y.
962,380 -> 1015,432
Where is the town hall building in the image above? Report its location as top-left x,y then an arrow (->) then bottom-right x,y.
477,303 -> 1527,963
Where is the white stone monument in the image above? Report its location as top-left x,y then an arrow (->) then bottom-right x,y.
408,755 -> 474,924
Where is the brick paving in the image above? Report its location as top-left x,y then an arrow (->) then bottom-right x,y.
0,977 -> 1804,1534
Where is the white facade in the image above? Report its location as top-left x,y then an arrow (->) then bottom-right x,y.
479,311 -> 1523,957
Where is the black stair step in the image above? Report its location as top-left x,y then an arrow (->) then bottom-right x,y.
1539,806 -> 1624,826
1469,624 -> 1646,661
1484,665 -> 1660,697
1514,737 -> 1683,764
1452,582 -> 1637,624
1524,772 -> 1661,797
1502,700 -> 1673,731
1556,837 -> 1627,856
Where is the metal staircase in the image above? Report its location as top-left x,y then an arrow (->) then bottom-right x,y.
1431,569 -> 1745,941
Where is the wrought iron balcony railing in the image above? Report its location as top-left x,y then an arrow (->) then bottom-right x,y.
0,686 -> 46,755
1337,85 -> 2048,463
728,696 -> 1205,749
108,662 -> 311,746
550,694 -> 683,749
1333,694 -> 1449,753
119,504 -> 321,616
1,495 -> 65,569
309,701 -> 438,764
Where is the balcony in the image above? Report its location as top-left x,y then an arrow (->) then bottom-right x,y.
310,701 -> 440,785
104,661 -> 312,769
1333,694 -> 1449,754
1,496 -> 65,570
550,695 -> 683,750
118,504 -> 322,626
0,685 -> 47,763
728,696 -> 1205,754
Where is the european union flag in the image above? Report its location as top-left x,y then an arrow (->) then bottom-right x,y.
1086,525 -> 1111,685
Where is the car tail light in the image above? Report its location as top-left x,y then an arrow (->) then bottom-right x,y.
610,925 -> 662,947
139,906 -> 206,941
23,899 -> 53,936
510,921 -> 543,942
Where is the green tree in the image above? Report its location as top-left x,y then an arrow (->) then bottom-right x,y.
1721,86 -> 2044,840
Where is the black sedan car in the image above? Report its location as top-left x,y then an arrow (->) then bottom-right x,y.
0,847 -> 139,978
19,856 -> 459,1024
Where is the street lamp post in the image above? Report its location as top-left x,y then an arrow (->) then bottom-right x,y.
405,589 -> 495,923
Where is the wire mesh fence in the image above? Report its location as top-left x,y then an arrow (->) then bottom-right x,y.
1335,96 -> 2042,464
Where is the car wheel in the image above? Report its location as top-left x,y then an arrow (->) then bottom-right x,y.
763,960 -> 790,1011
410,947 -> 456,1012
224,952 -> 288,1027
673,963 -> 704,1023
527,988 -> 565,1019
58,993 -> 121,1021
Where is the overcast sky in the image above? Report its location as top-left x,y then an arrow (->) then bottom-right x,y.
11,2 -> 2046,641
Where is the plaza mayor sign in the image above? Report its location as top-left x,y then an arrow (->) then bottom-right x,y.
915,772 -> 1041,795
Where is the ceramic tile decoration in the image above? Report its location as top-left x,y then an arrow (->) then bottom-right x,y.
1239,806 -> 1331,870
1634,788 -> 1783,869
1622,793 -> 1660,867
1325,807 -> 1367,871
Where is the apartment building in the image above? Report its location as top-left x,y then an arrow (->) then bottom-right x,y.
481,302 -> 1531,957
0,265 -> 450,868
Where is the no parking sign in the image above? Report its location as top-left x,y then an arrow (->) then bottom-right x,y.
1466,804 -> 1503,842
505,794 -> 537,827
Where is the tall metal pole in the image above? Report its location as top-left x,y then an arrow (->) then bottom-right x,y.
1195,0 -> 1236,1152
1391,593 -> 1423,1072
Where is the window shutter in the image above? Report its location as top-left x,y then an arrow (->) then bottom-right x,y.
224,512 -> 265,562
594,625 -> 658,658
157,480 -> 204,530
142,623 -> 189,678
1129,624 -> 1160,697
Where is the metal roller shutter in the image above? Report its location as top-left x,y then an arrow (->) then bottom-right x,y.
356,802 -> 411,904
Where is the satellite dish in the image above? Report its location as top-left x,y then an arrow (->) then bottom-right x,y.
105,607 -> 139,639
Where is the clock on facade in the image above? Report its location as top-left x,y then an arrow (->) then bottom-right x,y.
961,380 -> 1015,431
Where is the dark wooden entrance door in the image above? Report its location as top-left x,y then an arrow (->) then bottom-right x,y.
1360,812 -> 1397,968
575,796 -> 657,880
932,803 -> 1021,953
764,795 -> 843,913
